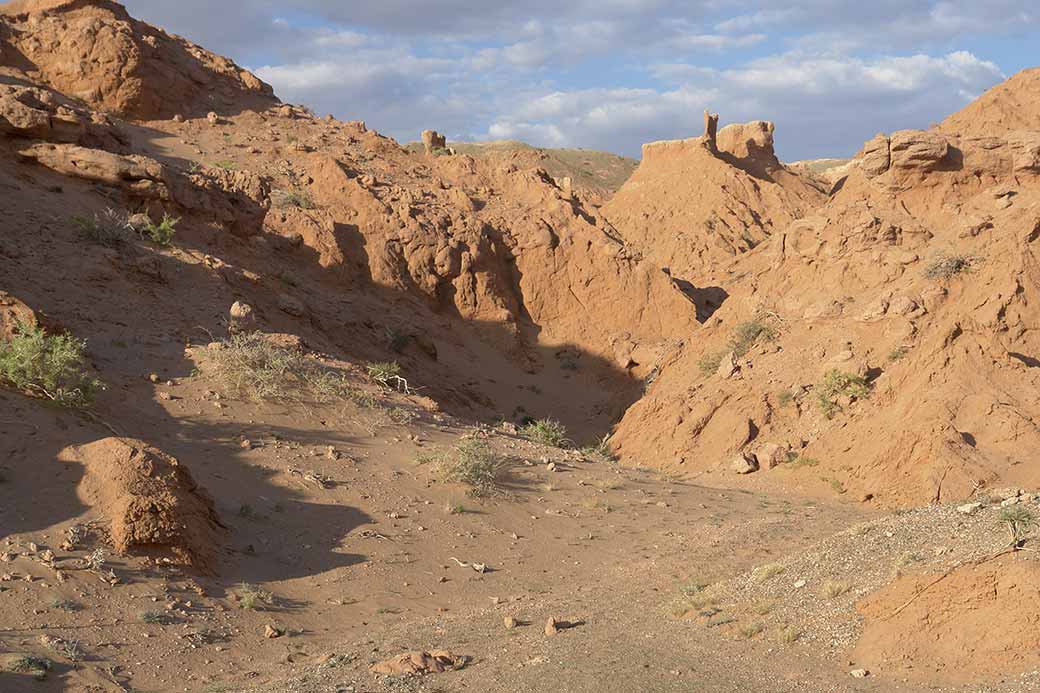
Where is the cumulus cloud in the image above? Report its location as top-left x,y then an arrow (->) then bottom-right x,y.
121,0 -> 1030,159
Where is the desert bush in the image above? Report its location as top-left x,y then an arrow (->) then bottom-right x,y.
580,436 -> 616,462
0,322 -> 102,408
820,579 -> 851,598
272,187 -> 315,210
366,361 -> 410,391
738,621 -> 764,638
437,439 -> 512,497
207,332 -> 348,402
8,655 -> 51,680
212,159 -> 238,171
699,318 -> 778,376
728,320 -> 778,356
815,369 -> 870,418
139,610 -> 172,625
751,563 -> 784,582
521,418 -> 571,448
925,253 -> 976,279
72,208 -> 129,246
999,506 -> 1038,545
234,582 -> 273,610
697,351 -> 724,375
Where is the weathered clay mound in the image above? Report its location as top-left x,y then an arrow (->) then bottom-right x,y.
602,119 -> 825,284
610,126 -> 1040,506
940,67 -> 1040,138
854,554 -> 1040,683
0,0 -> 275,119
285,145 -> 697,370
58,437 -> 224,570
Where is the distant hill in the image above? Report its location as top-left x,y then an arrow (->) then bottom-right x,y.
405,139 -> 638,195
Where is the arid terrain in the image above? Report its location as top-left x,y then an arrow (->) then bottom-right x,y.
2,1 -> 1040,692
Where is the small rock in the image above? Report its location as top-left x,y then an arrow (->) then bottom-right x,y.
148,373 -> 160,383
850,669 -> 869,678
264,624 -> 283,639
172,114 -> 185,123
544,617 -> 559,636
730,452 -> 759,475
206,112 -> 220,125
503,616 -> 517,629
546,462 -> 556,472
957,501 -> 983,515
793,580 -> 806,589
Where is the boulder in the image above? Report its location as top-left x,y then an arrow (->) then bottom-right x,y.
888,130 -> 949,171
730,452 -> 759,475
858,134 -> 891,177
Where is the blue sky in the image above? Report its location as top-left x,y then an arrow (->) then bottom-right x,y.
123,1 -> 1039,160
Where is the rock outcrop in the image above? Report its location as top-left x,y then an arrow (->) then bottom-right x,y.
0,0 -> 276,119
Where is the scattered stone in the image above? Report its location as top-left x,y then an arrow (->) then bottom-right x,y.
545,616 -> 559,636
229,301 -> 256,331
264,624 -> 283,639
957,502 -> 983,515
503,616 -> 517,629
206,111 -> 219,125
850,669 -> 870,678
370,650 -> 467,675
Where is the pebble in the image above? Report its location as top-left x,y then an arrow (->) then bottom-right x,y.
850,669 -> 869,678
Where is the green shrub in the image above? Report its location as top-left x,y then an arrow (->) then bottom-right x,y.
212,160 -> 239,171
521,418 -> 571,448
816,369 -> 870,418
437,439 -> 512,497
0,322 -> 102,408
234,583 -> 273,610
135,213 -> 179,246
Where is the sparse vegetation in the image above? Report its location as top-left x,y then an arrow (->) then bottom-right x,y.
738,621 -> 764,638
9,655 -> 52,680
207,332 -> 349,402
445,501 -> 467,515
133,213 -> 179,246
820,579 -> 851,598
366,361 -> 410,392
777,624 -> 801,643
212,159 -> 239,170
0,322 -> 103,408
580,436 -> 615,461
50,598 -> 81,612
436,439 -> 512,497
925,253 -> 977,279
72,208 -> 128,246
45,637 -> 82,662
815,369 -> 871,418
777,389 -> 795,406
888,346 -> 909,362
784,454 -> 819,469
74,208 -> 178,246
751,563 -> 785,582
272,187 -> 316,210
139,610 -> 170,625
234,583 -> 273,610
521,418 -> 571,448
999,505 -> 1038,545
699,318 -> 779,376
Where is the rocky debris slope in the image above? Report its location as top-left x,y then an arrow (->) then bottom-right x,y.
602,114 -> 826,285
